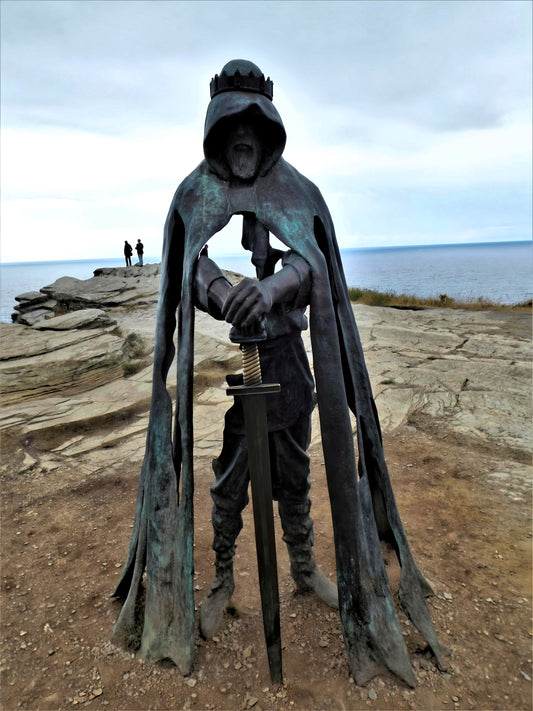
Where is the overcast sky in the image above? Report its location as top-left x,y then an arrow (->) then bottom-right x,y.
1,0 -> 531,262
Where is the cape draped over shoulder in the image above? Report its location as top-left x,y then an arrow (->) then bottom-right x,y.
112,155 -> 445,686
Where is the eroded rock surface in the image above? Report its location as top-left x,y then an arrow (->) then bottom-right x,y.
354,305 -> 532,452
3,265 -> 531,475
11,264 -> 161,326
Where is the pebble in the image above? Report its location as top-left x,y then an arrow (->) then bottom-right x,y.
185,677 -> 197,687
368,688 -> 378,701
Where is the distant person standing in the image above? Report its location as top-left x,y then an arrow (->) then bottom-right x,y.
135,239 -> 144,266
124,240 -> 133,267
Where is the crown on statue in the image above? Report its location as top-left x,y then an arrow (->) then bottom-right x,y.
210,64 -> 274,101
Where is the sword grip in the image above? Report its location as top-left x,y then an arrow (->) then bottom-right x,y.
242,343 -> 262,386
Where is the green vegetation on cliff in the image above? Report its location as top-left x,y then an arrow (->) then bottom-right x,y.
348,287 -> 532,311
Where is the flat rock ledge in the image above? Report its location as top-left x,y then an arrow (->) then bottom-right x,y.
11,264 -> 162,326
2,265 -> 531,494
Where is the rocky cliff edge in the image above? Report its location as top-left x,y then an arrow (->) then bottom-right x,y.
1,264 -> 531,484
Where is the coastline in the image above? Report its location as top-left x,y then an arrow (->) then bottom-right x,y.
2,241 -> 531,323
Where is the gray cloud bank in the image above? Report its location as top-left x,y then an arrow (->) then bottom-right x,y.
3,0 -> 530,134
1,0 -> 531,259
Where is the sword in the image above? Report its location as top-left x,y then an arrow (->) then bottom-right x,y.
227,331 -> 283,685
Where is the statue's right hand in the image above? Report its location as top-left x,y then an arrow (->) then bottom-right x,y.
222,279 -> 273,330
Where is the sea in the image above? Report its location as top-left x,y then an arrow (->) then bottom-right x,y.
1,241 -> 531,324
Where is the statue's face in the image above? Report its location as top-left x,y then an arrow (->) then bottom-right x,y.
224,119 -> 262,181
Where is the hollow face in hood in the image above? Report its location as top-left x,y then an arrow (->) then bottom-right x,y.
203,91 -> 287,181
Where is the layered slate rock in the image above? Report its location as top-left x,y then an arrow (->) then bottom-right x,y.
15,291 -> 49,304
11,264 -> 161,325
40,265 -> 161,308
0,322 -> 149,406
353,305 -> 533,453
3,265 -> 532,472
16,308 -> 56,327
33,308 -> 116,331
3,268 -> 159,410
12,292 -> 56,325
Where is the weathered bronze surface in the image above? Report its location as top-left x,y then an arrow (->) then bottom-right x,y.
227,374 -> 282,685
112,58 -> 445,687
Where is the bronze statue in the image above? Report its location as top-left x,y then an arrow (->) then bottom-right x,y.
113,59 -> 445,687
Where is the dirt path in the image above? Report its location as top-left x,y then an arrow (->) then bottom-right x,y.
1,401 -> 531,711
1,303 -> 531,710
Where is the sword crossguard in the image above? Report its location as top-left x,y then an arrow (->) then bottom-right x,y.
226,383 -> 281,397
227,335 -> 280,395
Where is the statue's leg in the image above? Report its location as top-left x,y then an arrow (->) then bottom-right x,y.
274,418 -> 338,609
200,430 -> 250,639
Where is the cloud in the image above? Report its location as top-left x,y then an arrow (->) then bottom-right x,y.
3,1 -> 530,134
0,0 -> 531,260
0,125 -> 202,261
1,125 -> 203,194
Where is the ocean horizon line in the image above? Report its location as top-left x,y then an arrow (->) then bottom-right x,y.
1,241 -> 530,320
1,239 -> 530,266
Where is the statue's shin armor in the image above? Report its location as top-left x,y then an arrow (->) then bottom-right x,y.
210,416 -> 316,584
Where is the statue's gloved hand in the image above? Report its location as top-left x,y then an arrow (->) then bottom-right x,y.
222,261 -> 309,332
222,278 -> 273,330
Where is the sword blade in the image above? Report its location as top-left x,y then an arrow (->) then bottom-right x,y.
227,382 -> 283,685
241,394 -> 282,685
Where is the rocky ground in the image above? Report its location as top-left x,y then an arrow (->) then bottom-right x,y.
1,265 -> 531,710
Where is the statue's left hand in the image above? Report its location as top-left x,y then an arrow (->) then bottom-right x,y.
222,278 -> 273,330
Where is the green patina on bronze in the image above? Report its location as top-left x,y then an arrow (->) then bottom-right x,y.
112,59 -> 445,687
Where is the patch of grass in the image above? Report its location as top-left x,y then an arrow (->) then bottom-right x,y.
122,359 -> 146,377
347,287 -> 532,311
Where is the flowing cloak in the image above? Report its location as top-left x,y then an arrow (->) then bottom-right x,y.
112,98 -> 445,688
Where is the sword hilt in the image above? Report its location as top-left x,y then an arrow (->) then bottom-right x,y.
241,343 -> 262,386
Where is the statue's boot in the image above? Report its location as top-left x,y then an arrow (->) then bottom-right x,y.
201,482 -> 243,641
289,546 -> 339,608
279,499 -> 339,609
199,554 -> 235,639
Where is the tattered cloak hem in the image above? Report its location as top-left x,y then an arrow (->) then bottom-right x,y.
112,157 -> 446,686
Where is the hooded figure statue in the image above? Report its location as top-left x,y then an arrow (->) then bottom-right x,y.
112,59 -> 445,687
